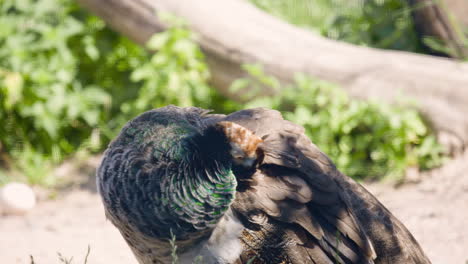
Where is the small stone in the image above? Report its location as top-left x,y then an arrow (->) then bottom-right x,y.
0,182 -> 36,215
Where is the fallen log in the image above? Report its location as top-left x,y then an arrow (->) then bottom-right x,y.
76,0 -> 468,152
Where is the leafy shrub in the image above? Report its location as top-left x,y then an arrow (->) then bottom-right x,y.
249,0 -> 423,52
232,65 -> 445,181
122,13 -> 215,116
0,0 -> 112,184
0,0 -> 217,184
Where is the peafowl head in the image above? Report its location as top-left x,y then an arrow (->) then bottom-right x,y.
97,106 -> 261,246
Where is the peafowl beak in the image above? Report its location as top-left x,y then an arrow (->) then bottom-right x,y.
229,142 -> 257,167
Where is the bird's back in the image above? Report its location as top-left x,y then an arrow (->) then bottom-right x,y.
97,106 -> 431,264
224,108 -> 431,264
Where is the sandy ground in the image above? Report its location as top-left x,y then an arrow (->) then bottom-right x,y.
1,153 -> 467,264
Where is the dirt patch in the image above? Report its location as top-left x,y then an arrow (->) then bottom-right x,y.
1,153 -> 467,264
0,190 -> 135,264
365,150 -> 468,264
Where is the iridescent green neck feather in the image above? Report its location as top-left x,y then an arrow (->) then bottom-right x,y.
97,107 -> 237,242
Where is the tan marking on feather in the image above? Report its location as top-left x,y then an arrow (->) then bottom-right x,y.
216,121 -> 262,158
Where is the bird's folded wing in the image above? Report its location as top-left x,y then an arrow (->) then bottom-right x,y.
223,108 -> 376,264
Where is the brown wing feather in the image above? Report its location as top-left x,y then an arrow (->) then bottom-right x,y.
219,108 -> 430,264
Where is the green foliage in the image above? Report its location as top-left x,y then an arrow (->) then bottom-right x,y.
0,0 -> 120,184
423,35 -> 468,60
233,65 -> 445,181
123,13 -> 214,116
0,0 -> 230,185
250,0 -> 423,52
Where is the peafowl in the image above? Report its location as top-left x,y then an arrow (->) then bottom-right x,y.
97,106 -> 431,264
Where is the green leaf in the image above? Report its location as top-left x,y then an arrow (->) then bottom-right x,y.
146,32 -> 170,50
1,71 -> 24,109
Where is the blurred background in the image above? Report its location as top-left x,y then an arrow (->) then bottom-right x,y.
0,0 -> 467,263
